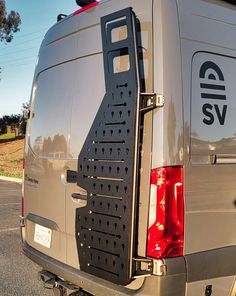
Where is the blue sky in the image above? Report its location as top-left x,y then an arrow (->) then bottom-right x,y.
0,0 -> 79,117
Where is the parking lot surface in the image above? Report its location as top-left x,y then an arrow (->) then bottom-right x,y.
0,179 -> 51,296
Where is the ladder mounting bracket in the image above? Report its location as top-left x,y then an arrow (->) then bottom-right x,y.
133,257 -> 167,278
140,93 -> 164,113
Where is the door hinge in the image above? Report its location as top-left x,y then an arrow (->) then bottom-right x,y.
152,259 -> 167,276
133,257 -> 167,278
20,216 -> 25,227
140,93 -> 164,113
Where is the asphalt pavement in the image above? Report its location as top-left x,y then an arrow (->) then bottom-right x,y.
0,179 -> 51,296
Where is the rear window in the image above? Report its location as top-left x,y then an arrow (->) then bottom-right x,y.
29,55 -> 105,159
29,63 -> 74,159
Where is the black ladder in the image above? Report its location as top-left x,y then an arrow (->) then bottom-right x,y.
76,7 -> 142,285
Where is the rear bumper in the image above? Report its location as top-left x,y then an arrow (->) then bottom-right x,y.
22,241 -> 134,296
21,223 -> 186,296
21,241 -> 187,296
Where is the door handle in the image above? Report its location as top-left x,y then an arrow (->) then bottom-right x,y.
71,193 -> 87,201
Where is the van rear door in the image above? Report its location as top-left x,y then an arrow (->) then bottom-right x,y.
25,0 -> 153,287
25,62 -> 75,263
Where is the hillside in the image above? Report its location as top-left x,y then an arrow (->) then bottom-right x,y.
0,138 -> 24,179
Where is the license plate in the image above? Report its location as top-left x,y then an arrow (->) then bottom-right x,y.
34,224 -> 52,248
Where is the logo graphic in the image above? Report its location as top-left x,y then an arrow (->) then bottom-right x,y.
199,61 -> 227,125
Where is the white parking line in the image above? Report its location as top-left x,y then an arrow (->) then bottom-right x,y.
0,190 -> 21,193
0,188 -> 21,194
0,227 -> 19,233
0,203 -> 21,206
0,176 -> 22,183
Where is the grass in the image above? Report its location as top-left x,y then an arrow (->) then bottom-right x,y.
9,159 -> 21,164
0,169 -> 22,179
0,138 -> 24,179
0,133 -> 16,140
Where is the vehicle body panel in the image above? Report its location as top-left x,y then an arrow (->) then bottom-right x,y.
22,0 -> 236,295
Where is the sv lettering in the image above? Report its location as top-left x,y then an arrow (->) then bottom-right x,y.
202,104 -> 227,125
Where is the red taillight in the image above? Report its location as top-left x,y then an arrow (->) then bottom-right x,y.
21,247 -> 27,254
22,159 -> 25,217
147,166 -> 184,259
21,194 -> 24,217
72,1 -> 100,16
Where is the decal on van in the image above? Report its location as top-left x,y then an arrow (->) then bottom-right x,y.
191,52 -> 236,160
199,61 -> 227,125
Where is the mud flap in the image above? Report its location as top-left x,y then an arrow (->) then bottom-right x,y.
76,7 -> 141,285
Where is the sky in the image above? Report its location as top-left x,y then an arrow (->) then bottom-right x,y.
0,0 -> 79,117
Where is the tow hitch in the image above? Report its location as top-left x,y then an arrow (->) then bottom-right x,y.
38,270 -> 93,296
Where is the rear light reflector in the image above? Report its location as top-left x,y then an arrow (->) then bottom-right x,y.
147,166 -> 184,259
21,247 -> 27,254
21,159 -> 25,217
72,1 -> 100,16
21,194 -> 24,217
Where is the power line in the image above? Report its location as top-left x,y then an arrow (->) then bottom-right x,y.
0,29 -> 48,51
13,27 -> 49,40
0,55 -> 37,65
0,46 -> 38,57
3,60 -> 36,68
0,36 -> 43,50
0,15 -> 69,50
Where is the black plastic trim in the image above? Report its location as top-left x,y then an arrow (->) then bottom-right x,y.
26,213 -> 59,231
222,0 -> 236,5
22,242 -> 136,296
21,240 -> 187,294
185,246 -> 236,282
67,170 -> 78,184
57,14 -> 67,22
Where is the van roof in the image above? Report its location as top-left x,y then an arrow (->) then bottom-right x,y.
41,1 -> 103,47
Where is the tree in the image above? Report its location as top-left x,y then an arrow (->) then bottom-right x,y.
0,0 -> 21,43
19,102 -> 29,135
0,102 -> 29,136
0,113 -> 21,134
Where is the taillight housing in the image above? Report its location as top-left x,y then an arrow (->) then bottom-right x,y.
72,1 -> 100,16
147,166 -> 184,259
21,158 -> 25,217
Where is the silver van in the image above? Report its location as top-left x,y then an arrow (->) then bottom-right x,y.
20,0 -> 236,295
